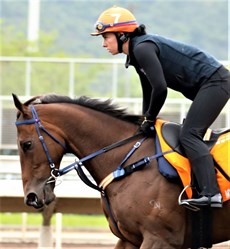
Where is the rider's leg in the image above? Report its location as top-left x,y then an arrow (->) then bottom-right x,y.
179,66 -> 229,207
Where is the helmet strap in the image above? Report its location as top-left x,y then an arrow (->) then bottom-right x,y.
115,33 -> 124,53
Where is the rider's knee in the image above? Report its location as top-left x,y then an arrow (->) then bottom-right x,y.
179,127 -> 199,148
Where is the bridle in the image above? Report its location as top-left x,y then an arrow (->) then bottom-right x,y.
15,105 -> 67,183
15,104 -> 146,186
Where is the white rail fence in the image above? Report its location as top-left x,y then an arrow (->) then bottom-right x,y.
0,57 -> 229,97
0,155 -> 99,198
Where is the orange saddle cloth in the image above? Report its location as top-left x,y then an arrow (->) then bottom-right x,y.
154,119 -> 230,202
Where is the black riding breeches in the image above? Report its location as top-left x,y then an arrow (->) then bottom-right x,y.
179,66 -> 230,196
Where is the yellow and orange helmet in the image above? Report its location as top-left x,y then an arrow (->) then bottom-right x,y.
91,6 -> 138,36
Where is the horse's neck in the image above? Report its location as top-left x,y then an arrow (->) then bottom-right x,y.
71,110 -> 138,183
52,104 -> 138,183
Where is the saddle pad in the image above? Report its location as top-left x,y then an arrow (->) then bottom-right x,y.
211,132 -> 230,178
155,119 -> 230,202
155,134 -> 179,179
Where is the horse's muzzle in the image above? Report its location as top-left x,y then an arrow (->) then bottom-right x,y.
25,192 -> 44,209
25,184 -> 56,209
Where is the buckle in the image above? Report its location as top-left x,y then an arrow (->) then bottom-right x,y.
95,22 -> 110,32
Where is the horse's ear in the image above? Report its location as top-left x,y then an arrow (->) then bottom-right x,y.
12,93 -> 28,114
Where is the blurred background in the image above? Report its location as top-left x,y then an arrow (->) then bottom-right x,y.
0,0 -> 229,248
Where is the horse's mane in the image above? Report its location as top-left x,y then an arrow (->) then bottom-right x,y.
25,94 -> 142,124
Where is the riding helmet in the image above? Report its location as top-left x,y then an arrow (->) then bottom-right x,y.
91,6 -> 138,36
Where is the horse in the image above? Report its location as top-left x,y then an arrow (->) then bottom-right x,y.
12,93 -> 230,249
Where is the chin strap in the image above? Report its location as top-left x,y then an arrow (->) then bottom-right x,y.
115,33 -> 124,53
115,33 -> 130,53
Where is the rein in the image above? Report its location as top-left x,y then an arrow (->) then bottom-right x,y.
16,105 -> 174,190
15,104 -> 145,186
58,133 -> 144,176
16,104 -> 174,240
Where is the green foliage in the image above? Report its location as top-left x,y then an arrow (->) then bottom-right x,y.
0,24 -> 29,56
0,20 -> 63,57
1,1 -> 228,59
1,61 -> 26,95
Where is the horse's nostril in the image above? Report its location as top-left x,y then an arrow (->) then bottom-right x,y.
26,193 -> 43,209
26,192 -> 38,205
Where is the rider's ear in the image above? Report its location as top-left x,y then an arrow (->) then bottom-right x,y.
12,93 -> 29,115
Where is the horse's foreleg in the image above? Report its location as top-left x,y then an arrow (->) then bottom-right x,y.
141,236 -> 178,249
38,201 -> 56,248
114,239 -> 138,249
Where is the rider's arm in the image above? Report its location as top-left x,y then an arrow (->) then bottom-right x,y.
133,41 -> 167,119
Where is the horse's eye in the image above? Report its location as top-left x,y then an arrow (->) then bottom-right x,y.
21,141 -> 32,152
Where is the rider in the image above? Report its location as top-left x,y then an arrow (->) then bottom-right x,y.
91,6 -> 230,207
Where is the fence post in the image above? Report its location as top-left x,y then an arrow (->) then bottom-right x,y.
38,225 -> 53,248
55,213 -> 62,249
69,61 -> 75,98
21,212 -> 27,242
25,59 -> 31,96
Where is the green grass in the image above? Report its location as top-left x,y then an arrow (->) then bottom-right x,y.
62,214 -> 108,227
0,213 -> 108,228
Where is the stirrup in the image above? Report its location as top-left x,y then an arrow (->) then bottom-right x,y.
178,185 -> 200,212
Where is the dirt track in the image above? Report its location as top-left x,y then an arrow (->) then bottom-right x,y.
0,241 -> 229,249
0,243 -> 113,248
0,242 -> 229,248
0,226 -> 229,249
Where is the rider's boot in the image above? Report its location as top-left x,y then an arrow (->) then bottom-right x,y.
181,155 -> 223,208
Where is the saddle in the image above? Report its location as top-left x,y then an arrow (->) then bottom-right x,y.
155,119 -> 230,202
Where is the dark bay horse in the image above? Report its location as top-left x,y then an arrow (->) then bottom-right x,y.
13,93 -> 230,249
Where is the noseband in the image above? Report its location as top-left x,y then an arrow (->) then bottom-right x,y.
15,105 -> 67,183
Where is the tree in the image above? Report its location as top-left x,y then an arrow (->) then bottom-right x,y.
0,20 -> 63,57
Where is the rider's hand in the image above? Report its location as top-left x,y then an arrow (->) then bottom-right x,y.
139,117 -> 155,136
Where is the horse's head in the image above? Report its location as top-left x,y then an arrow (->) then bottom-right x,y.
12,94 -> 66,209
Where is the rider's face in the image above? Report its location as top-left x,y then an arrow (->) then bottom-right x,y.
102,33 -> 119,55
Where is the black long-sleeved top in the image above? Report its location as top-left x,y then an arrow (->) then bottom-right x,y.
125,34 -> 222,119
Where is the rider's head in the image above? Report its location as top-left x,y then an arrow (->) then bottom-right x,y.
91,6 -> 139,53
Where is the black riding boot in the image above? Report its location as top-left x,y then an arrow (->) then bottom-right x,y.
181,155 -> 222,207
191,155 -> 219,196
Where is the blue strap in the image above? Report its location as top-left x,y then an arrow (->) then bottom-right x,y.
116,137 -> 147,170
30,106 -> 55,168
59,133 -> 144,176
15,105 -> 67,170
15,106 -> 66,151
112,150 -> 173,180
74,161 -> 101,192
61,137 -> 147,192
16,119 -> 37,125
